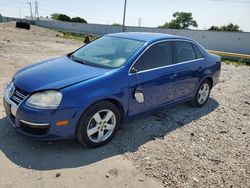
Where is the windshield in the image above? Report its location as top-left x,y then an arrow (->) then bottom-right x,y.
72,36 -> 145,68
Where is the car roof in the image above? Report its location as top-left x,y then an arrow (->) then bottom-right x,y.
106,32 -> 191,43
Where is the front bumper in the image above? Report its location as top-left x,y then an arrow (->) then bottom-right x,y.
3,86 -> 82,140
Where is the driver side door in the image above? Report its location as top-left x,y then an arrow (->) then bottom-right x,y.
128,41 -> 177,117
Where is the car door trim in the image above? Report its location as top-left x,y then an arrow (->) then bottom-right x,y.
128,39 -> 205,75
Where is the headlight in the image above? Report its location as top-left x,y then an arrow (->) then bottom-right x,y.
6,81 -> 14,90
26,90 -> 62,110
5,81 -> 13,94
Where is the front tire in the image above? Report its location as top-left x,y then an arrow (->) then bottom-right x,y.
76,101 -> 121,147
191,79 -> 211,107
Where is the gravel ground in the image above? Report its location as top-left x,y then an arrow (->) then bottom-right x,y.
0,22 -> 249,188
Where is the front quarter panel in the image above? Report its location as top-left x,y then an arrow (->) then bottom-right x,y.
59,68 -> 129,119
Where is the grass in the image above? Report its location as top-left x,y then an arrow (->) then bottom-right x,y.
57,31 -> 99,42
208,50 -> 250,66
61,32 -> 84,41
222,59 -> 248,66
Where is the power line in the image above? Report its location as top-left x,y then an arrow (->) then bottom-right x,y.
138,18 -> 142,27
16,7 -> 21,18
26,2 -> 33,20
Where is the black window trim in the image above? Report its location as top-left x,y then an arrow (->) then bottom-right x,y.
129,39 -> 205,75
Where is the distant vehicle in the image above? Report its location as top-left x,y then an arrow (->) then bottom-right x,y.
16,22 -> 30,30
3,32 -> 221,147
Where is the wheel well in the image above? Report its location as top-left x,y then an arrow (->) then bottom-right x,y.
205,77 -> 213,88
105,98 -> 125,122
83,98 -> 125,123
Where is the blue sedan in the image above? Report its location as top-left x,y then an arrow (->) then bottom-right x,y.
3,32 -> 221,147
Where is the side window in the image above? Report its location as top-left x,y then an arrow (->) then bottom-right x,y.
192,44 -> 204,59
175,41 -> 196,63
133,41 -> 172,72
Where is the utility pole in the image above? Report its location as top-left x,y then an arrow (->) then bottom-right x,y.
35,0 -> 39,19
16,7 -> 21,19
138,18 -> 142,27
27,2 -> 33,21
122,0 -> 127,32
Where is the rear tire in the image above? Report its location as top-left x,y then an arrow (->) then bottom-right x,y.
190,79 -> 211,107
76,101 -> 121,147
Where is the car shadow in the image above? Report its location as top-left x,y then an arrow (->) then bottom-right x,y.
0,98 -> 219,171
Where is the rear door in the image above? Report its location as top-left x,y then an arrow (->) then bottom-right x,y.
172,41 -> 205,101
128,41 -> 176,116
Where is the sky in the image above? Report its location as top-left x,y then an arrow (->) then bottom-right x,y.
0,0 -> 250,32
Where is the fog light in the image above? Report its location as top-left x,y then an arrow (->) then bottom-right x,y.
56,120 -> 69,126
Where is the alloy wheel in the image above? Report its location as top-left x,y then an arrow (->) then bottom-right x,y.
197,83 -> 210,105
87,109 -> 116,143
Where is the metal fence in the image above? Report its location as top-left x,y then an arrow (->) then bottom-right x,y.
1,16 -> 250,55
34,20 -> 250,55
0,16 -> 32,24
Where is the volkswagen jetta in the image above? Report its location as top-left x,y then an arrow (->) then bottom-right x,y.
3,32 -> 221,147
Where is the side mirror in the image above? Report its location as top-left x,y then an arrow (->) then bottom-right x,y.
130,67 -> 137,74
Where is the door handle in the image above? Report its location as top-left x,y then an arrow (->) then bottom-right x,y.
169,73 -> 177,79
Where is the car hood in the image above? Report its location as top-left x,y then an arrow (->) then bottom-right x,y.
14,56 -> 112,93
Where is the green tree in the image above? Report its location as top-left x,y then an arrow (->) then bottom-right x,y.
111,23 -> 122,26
208,23 -> 242,32
50,13 -> 88,23
208,26 -> 221,31
50,13 -> 60,20
221,23 -> 241,32
159,12 -> 198,29
57,14 -> 71,22
71,17 -> 87,23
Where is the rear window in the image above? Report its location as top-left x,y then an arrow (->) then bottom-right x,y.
192,44 -> 204,59
175,41 -> 196,63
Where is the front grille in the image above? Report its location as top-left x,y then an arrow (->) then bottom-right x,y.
19,121 -> 50,135
10,87 -> 29,105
